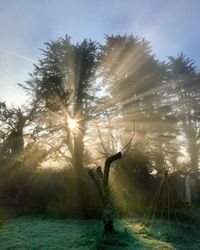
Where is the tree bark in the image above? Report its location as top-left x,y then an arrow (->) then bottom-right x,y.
103,152 -> 122,233
88,152 -> 122,233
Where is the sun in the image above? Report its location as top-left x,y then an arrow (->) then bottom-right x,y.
68,118 -> 78,130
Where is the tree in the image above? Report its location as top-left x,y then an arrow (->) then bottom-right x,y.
89,152 -> 122,233
0,99 -> 57,170
167,54 -> 200,173
88,117 -> 134,233
0,102 -> 26,161
100,35 -> 179,170
22,36 -> 99,173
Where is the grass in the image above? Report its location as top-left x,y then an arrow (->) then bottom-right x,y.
0,214 -> 200,249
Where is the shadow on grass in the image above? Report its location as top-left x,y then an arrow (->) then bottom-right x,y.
95,225 -> 145,250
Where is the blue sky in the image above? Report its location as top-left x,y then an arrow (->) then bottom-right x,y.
0,0 -> 200,106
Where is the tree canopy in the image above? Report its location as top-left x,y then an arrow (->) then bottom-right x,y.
1,34 -> 199,174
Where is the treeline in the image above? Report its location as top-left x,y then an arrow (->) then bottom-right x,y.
0,34 -> 199,218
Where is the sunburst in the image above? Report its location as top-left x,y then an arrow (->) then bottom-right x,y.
68,118 -> 78,130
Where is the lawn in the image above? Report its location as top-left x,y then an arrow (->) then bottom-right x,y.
0,215 -> 200,249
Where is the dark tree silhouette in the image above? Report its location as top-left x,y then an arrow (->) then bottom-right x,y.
167,54 -> 200,173
100,35 -> 178,169
0,103 -> 26,160
89,152 -> 123,233
21,36 -> 99,172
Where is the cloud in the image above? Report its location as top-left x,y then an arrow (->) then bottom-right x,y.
0,48 -> 36,63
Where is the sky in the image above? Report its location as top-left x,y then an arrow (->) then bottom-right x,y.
0,0 -> 200,106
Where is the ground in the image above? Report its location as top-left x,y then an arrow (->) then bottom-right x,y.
0,215 -> 200,249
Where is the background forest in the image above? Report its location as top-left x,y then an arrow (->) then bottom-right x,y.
0,34 -> 200,220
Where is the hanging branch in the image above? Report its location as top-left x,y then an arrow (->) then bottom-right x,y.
104,109 -> 118,152
96,122 -> 110,157
121,120 -> 135,157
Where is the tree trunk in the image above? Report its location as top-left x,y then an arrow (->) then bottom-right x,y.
72,120 -> 85,217
102,189 -> 114,233
186,128 -> 199,174
103,152 -> 122,233
189,141 -> 199,174
88,152 -> 122,233
73,129 -> 84,172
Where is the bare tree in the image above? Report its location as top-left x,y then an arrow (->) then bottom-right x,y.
89,125 -> 134,233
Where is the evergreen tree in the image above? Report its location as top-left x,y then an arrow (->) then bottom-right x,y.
22,36 -> 99,172
167,54 -> 200,173
100,34 -> 177,170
